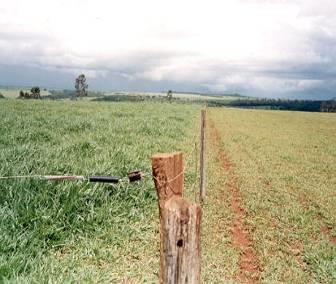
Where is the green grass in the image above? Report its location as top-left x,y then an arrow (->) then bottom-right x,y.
0,100 -> 200,282
207,108 -> 336,283
1,100 -> 335,283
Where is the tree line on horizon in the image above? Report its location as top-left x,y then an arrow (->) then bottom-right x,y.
9,72 -> 336,113
207,97 -> 336,112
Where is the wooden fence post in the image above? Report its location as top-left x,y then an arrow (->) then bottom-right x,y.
200,109 -> 206,202
152,152 -> 202,284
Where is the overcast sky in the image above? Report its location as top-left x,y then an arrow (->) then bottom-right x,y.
1,0 -> 336,99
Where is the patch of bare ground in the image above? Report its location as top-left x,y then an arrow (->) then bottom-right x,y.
209,120 -> 261,283
320,225 -> 336,245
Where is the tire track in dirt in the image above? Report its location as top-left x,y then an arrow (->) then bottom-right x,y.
209,119 -> 261,283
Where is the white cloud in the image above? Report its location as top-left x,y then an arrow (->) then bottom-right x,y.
0,0 -> 336,97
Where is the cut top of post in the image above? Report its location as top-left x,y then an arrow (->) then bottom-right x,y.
151,152 -> 184,213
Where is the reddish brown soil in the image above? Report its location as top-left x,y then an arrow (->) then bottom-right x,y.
321,225 -> 336,245
209,120 -> 261,283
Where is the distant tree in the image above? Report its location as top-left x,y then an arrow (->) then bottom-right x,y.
75,74 -> 88,98
0,92 -> 4,99
167,89 -> 173,103
19,90 -> 25,98
31,87 -> 41,99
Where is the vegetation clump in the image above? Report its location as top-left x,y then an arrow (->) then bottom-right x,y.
18,87 -> 41,99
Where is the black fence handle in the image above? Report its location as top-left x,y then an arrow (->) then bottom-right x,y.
88,176 -> 120,183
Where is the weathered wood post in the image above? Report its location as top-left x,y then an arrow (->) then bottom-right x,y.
199,109 -> 206,202
152,152 -> 202,284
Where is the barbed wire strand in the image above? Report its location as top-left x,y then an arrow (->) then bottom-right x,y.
193,141 -> 199,203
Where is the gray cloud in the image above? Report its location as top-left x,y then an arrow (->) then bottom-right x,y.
0,0 -> 336,99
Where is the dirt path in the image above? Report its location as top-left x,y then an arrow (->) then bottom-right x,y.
209,119 -> 261,283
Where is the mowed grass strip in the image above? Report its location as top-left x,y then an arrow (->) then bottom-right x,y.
209,108 -> 336,283
0,100 -> 200,282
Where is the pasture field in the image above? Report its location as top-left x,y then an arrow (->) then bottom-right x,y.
0,100 -> 200,282
205,108 -> 336,283
0,99 -> 335,283
104,91 -> 239,101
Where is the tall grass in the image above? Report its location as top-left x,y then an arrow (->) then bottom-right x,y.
3,100 -> 334,283
0,100 -> 200,282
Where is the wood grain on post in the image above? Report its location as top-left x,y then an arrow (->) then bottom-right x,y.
163,196 -> 201,283
200,109 -> 206,202
151,152 -> 183,214
152,152 -> 202,284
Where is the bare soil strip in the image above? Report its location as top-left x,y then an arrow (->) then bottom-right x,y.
209,119 -> 261,283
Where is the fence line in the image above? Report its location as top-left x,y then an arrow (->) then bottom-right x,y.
152,152 -> 202,283
199,108 -> 207,202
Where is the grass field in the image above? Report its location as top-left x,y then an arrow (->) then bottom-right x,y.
206,108 -> 336,283
0,100 -> 335,283
0,100 -> 200,282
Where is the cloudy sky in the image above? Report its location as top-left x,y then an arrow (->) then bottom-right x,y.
1,0 -> 336,99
